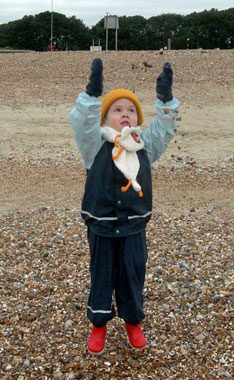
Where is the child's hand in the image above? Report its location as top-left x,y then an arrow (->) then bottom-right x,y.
86,58 -> 103,97
156,62 -> 173,103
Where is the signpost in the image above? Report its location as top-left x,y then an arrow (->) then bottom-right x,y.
168,38 -> 171,50
104,14 -> 119,51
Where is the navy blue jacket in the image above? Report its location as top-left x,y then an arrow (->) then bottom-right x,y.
82,141 -> 152,237
70,92 -> 179,236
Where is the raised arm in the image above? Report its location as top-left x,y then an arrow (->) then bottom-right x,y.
141,62 -> 179,164
70,58 -> 104,169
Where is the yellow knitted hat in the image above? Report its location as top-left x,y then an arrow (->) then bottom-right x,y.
101,89 -> 144,126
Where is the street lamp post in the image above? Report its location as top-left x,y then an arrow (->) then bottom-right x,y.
105,12 -> 109,51
51,0 -> 53,51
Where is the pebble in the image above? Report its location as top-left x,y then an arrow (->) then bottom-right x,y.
196,313 -> 204,320
196,333 -> 206,342
24,359 -> 30,367
104,361 -> 111,366
54,368 -> 63,378
168,312 -> 175,318
22,312 -> 38,322
64,319 -> 73,330
224,155 -> 234,162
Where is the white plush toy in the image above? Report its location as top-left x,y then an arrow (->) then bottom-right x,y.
102,126 -> 145,197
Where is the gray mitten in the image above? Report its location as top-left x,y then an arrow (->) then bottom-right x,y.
86,58 -> 103,97
156,62 -> 173,103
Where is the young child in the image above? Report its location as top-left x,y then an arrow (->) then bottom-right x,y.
70,58 -> 179,354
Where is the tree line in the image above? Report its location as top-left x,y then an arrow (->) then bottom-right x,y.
0,8 -> 233,51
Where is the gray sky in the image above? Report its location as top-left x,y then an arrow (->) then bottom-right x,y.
1,0 -> 233,27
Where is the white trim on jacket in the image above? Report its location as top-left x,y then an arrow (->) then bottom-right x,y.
81,210 -> 152,221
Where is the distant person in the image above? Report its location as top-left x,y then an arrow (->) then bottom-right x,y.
70,58 -> 179,354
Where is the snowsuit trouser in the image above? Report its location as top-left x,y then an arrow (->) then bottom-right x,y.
87,229 -> 148,327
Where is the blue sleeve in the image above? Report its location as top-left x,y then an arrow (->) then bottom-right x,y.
70,92 -> 104,169
141,98 -> 179,164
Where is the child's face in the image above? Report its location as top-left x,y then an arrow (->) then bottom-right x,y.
103,98 -> 138,132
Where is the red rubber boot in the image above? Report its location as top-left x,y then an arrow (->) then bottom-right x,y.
125,322 -> 147,349
87,325 -> 107,354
